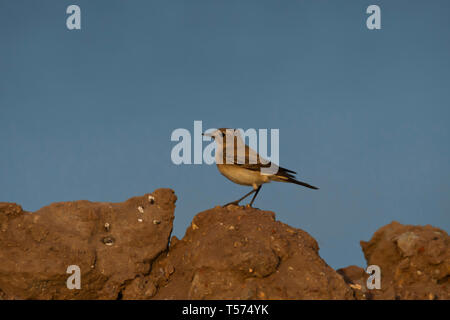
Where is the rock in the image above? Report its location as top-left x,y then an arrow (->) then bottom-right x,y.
0,189 -> 176,299
396,232 -> 420,257
337,265 -> 371,300
1,194 -> 448,300
141,206 -> 353,300
340,221 -> 449,300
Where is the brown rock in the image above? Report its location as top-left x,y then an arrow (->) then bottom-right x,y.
2,194 -> 448,300
0,189 -> 176,299
340,221 -> 449,300
337,265 -> 372,300
143,206 -> 353,300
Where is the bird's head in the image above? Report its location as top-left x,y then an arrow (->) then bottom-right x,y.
202,128 -> 238,141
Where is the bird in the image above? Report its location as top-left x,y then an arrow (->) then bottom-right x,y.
203,128 -> 318,207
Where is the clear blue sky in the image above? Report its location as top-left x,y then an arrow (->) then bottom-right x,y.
1,0 -> 449,269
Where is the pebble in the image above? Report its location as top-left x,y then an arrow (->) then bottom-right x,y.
192,223 -> 199,230
138,218 -> 143,223
153,220 -> 161,225
102,236 -> 115,246
137,206 -> 144,213
148,195 -> 155,204
349,284 -> 362,290
104,222 -> 110,232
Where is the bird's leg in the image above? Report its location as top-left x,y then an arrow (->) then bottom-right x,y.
248,185 -> 262,207
223,188 -> 256,207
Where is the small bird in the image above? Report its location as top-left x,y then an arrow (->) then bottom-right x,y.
203,128 -> 318,207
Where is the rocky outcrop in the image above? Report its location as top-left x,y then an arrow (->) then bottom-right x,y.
124,206 -> 353,300
0,189 -> 176,299
0,190 -> 448,300
338,222 -> 449,300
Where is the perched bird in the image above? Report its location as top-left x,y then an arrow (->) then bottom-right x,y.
203,128 -> 318,207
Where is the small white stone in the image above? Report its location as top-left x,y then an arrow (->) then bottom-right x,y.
103,237 -> 114,246
148,195 -> 155,204
138,218 -> 143,222
137,206 -> 144,213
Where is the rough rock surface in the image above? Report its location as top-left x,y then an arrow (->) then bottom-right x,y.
1,191 -> 448,300
123,206 -> 353,300
338,221 -> 449,300
0,189 -> 176,299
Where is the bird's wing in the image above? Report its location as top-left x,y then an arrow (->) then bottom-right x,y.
220,131 -> 298,176
221,134 -> 267,165
222,137 -> 280,173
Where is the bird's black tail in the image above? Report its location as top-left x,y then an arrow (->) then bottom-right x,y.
287,178 -> 319,190
273,167 -> 319,190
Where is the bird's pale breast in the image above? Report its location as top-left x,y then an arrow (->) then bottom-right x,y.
217,164 -> 270,187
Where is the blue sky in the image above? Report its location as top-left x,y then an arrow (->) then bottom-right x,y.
1,0 -> 449,269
